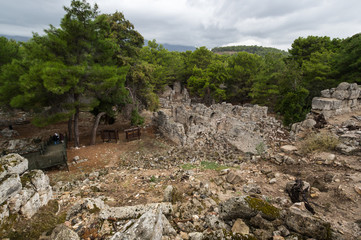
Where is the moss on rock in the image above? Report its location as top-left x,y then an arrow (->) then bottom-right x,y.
245,196 -> 280,220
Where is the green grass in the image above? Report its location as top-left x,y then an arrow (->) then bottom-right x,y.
181,161 -> 229,171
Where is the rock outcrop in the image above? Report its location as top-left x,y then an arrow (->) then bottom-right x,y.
0,153 -> 52,221
154,102 -> 286,154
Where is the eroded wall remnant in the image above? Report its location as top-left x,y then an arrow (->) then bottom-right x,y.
153,83 -> 286,154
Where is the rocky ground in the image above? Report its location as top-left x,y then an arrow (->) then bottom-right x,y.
0,108 -> 360,240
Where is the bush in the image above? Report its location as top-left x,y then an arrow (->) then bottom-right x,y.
130,109 -> 144,126
300,132 -> 339,154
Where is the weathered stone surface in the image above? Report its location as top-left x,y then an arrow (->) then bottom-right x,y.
312,97 -> 342,111
20,192 -> 41,218
231,218 -> 250,235
28,169 -> 50,191
0,203 -> 9,223
100,202 -> 173,220
163,185 -> 173,202
188,232 -> 203,240
0,128 -> 19,138
111,209 -> 164,240
0,174 -> 22,205
50,224 -> 80,240
285,206 -> 332,239
219,196 -> 280,221
205,214 -> 228,230
0,153 -> 28,176
313,152 -> 336,164
301,119 -> 316,129
332,90 -> 349,100
280,145 -> 298,153
39,185 -> 53,206
154,99 -> 284,154
321,89 -> 331,98
354,184 -> 361,195
226,171 -> 242,184
337,82 -> 350,90
8,184 -> 35,213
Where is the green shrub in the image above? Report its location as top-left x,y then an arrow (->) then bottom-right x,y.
130,109 -> 144,126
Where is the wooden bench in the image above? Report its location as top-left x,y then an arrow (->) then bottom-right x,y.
101,130 -> 119,143
124,127 -> 141,141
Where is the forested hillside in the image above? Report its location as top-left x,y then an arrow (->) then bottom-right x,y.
0,0 -> 360,137
212,45 -> 289,57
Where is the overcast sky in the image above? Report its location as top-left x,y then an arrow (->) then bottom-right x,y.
1,0 -> 360,50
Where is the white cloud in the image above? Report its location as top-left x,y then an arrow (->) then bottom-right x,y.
1,0 -> 361,50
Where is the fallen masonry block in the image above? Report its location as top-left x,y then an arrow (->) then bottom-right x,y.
100,202 -> 173,220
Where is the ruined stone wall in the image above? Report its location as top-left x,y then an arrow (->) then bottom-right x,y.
312,82 -> 361,119
0,153 -> 52,222
153,101 -> 286,154
292,82 -> 361,138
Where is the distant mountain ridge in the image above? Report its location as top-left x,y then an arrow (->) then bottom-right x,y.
2,35 -> 196,52
212,45 -> 289,57
1,34 -> 31,42
144,39 -> 196,52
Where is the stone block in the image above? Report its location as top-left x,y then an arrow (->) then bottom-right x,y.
28,170 -> 50,191
50,224 -> 80,240
349,88 -> 360,99
312,98 -> 341,110
0,174 -> 22,205
336,82 -> 350,90
332,90 -> 349,100
39,185 -> 53,206
285,206 -> 332,239
0,153 -> 28,177
8,185 -> 35,213
320,89 -> 331,98
100,202 -> 173,220
20,192 -> 41,218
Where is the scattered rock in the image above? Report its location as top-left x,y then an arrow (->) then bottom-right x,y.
231,218 -> 250,235
100,202 -> 173,220
280,145 -> 298,153
163,185 -> 174,202
50,224 -> 80,240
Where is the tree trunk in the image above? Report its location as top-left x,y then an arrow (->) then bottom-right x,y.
68,115 -> 73,141
74,106 -> 80,147
90,112 -> 106,145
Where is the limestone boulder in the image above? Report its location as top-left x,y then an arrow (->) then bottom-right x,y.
285,206 -> 332,239
8,184 -> 35,213
100,202 -> 173,220
20,192 -> 41,218
231,218 -> 250,235
0,153 -> 28,177
332,90 -> 350,100
163,185 -> 174,202
50,224 -> 80,240
27,169 -> 50,191
0,174 -> 22,205
219,196 -> 280,221
312,97 -> 342,111
111,209 -> 166,240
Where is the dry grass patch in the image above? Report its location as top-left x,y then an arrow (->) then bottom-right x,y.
300,132 -> 339,154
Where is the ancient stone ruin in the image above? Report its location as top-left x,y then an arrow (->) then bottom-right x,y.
153,82 -> 287,154
312,82 -> 361,119
0,153 -> 52,221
